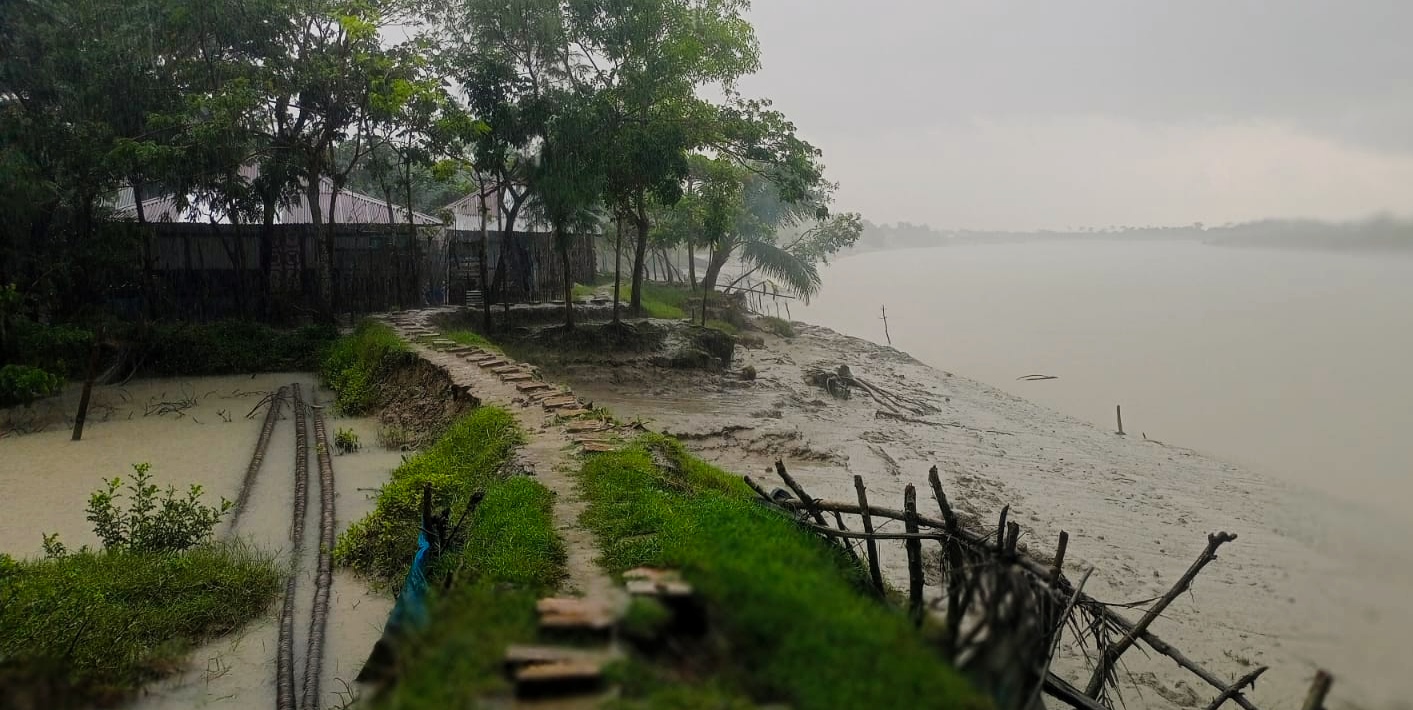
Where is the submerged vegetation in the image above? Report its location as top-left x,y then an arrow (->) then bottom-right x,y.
577,436 -> 985,709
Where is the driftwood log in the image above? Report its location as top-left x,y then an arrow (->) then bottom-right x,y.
804,364 -> 939,416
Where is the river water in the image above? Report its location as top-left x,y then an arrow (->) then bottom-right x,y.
799,240 -> 1413,527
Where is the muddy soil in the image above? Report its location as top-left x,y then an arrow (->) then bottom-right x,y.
0,374 -> 405,709
541,320 -> 1411,710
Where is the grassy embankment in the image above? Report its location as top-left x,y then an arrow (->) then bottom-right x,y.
579,436 -> 987,710
323,324 -> 566,707
0,546 -> 281,705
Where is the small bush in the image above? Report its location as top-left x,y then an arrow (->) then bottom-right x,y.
758,316 -> 796,338
0,544 -> 280,705
0,364 -> 64,407
335,427 -> 361,454
81,462 -> 232,554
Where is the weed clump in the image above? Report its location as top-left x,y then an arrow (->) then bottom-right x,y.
321,320 -> 412,415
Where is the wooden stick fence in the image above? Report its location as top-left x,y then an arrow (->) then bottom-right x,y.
746,460 -> 1333,710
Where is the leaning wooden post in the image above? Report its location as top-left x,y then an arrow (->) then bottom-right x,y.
1115,405 -> 1125,435
995,505 -> 1010,553
1049,531 -> 1070,586
853,475 -> 885,594
70,331 -> 102,441
775,460 -> 853,560
927,467 -> 967,654
1084,531 -> 1238,698
903,484 -> 924,626
1301,670 -> 1332,710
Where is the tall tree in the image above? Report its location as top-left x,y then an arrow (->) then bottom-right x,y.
565,0 -> 761,316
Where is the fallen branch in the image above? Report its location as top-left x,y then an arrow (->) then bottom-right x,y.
1203,666 -> 1268,710
1085,531 -> 1239,698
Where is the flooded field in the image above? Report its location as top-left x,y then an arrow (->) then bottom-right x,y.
0,373 -> 404,708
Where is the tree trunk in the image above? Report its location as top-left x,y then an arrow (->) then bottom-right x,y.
259,184 -> 277,319
687,243 -> 697,291
612,216 -> 623,324
131,179 -> 156,318
561,233 -> 574,329
701,245 -> 730,294
305,173 -> 334,322
327,183 -> 342,315
479,194 -> 491,331
628,201 -> 649,316
71,334 -> 101,441
404,166 -> 419,306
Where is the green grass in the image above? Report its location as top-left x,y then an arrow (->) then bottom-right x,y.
440,329 -> 500,353
577,437 -> 986,710
0,544 -> 280,706
627,282 -> 693,320
757,316 -> 796,338
705,318 -> 739,335
336,407 -> 566,709
321,320 -> 413,415
571,283 -> 599,301
334,407 -> 535,585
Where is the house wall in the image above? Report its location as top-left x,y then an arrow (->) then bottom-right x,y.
445,230 -> 596,305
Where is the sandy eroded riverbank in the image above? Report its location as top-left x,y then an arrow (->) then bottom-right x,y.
548,321 -> 1410,710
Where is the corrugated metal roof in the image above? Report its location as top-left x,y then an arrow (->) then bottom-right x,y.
112,166 -> 442,226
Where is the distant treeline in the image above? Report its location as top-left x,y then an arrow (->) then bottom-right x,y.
849,216 -> 1413,254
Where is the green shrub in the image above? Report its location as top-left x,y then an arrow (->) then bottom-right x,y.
140,321 -> 337,376
334,407 -> 526,584
577,437 -> 985,710
321,320 -> 411,415
758,316 -> 796,338
10,320 -> 93,374
440,328 -> 498,352
0,364 -> 64,406
78,462 -> 232,554
0,544 -> 280,705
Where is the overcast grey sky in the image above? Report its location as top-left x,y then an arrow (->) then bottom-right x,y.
733,0 -> 1413,230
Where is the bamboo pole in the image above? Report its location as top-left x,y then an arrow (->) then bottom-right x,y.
1116,405 -> 1125,435
853,475 -> 885,594
927,466 -> 966,656
1301,670 -> 1332,710
903,484 -> 924,625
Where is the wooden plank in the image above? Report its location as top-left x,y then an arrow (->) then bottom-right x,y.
579,441 -> 619,453
517,382 -> 553,392
565,420 -> 610,433
492,365 -> 525,374
514,659 -> 604,683
542,397 -> 580,409
555,408 -> 593,417
502,373 -> 534,382
478,359 -> 508,369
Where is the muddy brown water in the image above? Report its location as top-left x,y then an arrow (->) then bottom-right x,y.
0,373 -> 404,709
